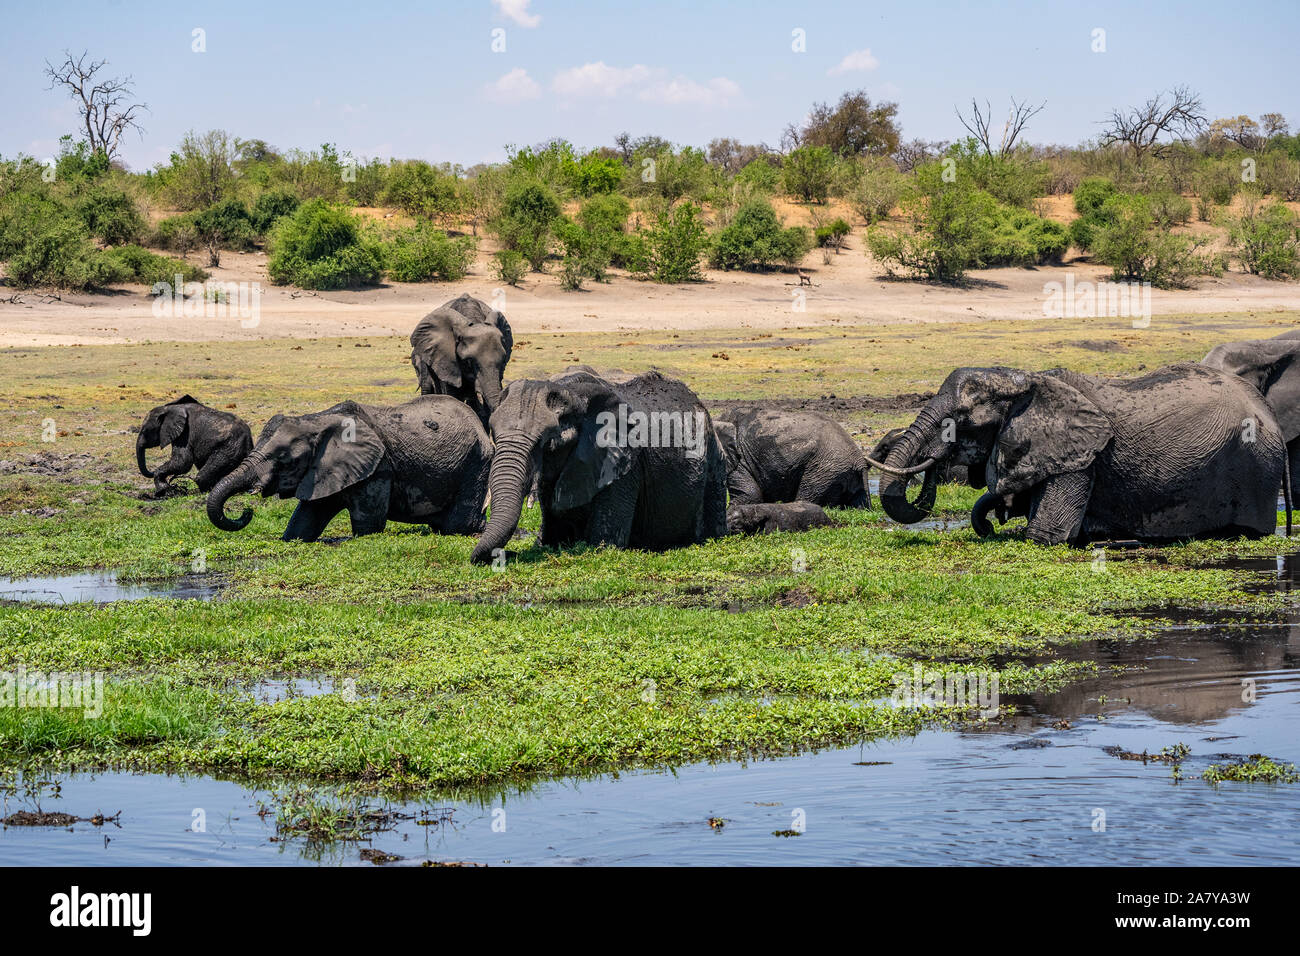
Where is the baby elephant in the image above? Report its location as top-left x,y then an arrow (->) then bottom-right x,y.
727,501 -> 832,535
136,395 -> 253,497
714,407 -> 869,508
206,395 -> 491,542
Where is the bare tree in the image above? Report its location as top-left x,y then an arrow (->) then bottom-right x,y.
44,50 -> 147,160
955,97 -> 1045,158
1098,86 -> 1207,165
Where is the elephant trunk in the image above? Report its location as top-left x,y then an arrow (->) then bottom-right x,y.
972,491 -> 1002,537
206,451 -> 267,532
471,436 -> 535,564
879,397 -> 953,524
136,434 -> 155,479
478,372 -> 503,417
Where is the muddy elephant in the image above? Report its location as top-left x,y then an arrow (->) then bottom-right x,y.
869,427 -> 969,487
1202,336 -> 1300,503
714,408 -> 869,508
136,395 -> 252,497
470,368 -> 728,564
727,501 -> 832,535
409,294 -> 512,425
870,363 -> 1289,545
207,395 -> 491,542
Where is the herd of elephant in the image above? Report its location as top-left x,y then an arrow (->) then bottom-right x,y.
135,293 -> 1300,561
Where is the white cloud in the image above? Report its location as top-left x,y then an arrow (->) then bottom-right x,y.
493,0 -> 540,28
485,67 -> 541,103
552,62 -> 652,98
639,76 -> 741,107
829,48 -> 879,75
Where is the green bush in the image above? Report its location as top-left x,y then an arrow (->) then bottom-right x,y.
850,159 -> 905,224
734,158 -> 781,194
72,184 -> 145,245
782,146 -> 835,203
1227,198 -> 1300,279
97,244 -> 208,285
710,200 -> 811,270
493,249 -> 528,286
1091,194 -> 1220,288
250,190 -> 300,234
1148,191 -> 1193,228
151,213 -> 201,255
4,219 -> 123,290
493,180 -> 562,270
384,224 -> 476,282
1073,177 -> 1118,217
267,199 -> 384,289
383,161 -> 462,224
814,218 -> 851,248
570,153 -> 623,196
195,198 -> 257,253
948,140 -> 1047,209
631,203 -> 709,282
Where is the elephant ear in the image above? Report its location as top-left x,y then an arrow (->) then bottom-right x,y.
158,404 -> 189,448
990,375 -> 1112,496
491,309 -> 513,360
411,312 -> 463,388
297,414 -> 387,501
713,421 -> 738,471
552,393 -> 636,512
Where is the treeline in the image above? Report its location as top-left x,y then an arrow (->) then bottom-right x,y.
2,88 -> 1299,292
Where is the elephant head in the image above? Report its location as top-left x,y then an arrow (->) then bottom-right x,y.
136,395 -> 197,478
471,374 -> 632,564
206,406 -> 387,532
410,295 -> 513,417
867,367 -> 1113,525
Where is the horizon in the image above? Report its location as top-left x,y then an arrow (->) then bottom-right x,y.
4,0 -> 1298,171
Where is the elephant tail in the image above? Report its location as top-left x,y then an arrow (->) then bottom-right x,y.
1285,449 -> 1293,537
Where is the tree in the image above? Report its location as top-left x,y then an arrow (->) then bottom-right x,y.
1260,113 -> 1290,139
44,50 -> 147,161
786,90 -> 901,158
1098,86 -> 1208,165
955,97 -> 1045,158
782,146 -> 835,203
1209,115 -> 1264,151
707,138 -> 774,175
164,130 -> 238,211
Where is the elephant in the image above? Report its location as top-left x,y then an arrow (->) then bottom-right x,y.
207,395 -> 492,542
136,395 -> 252,496
470,368 -> 728,564
869,427 -> 970,487
409,294 -> 513,425
713,407 -> 870,508
1202,336 -> 1300,503
727,501 -> 832,535
868,363 -> 1290,546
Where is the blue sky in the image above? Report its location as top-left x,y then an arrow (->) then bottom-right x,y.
4,0 -> 1296,170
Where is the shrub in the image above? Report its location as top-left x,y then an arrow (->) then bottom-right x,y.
1073,177 -> 1118,217
383,161 -> 462,224
782,146 -> 835,203
72,184 -> 145,245
734,158 -> 782,194
493,249 -> 528,286
633,203 -> 709,282
1194,161 -> 1238,206
384,224 -> 476,282
267,199 -> 384,289
711,200 -> 811,270
814,218 -> 851,248
1148,191 -> 1193,228
948,140 -> 1047,208
4,219 -> 125,290
850,159 -> 905,224
1091,194 -> 1220,288
192,198 -> 257,266
493,180 -> 562,270
250,190 -> 300,235
1227,197 -> 1300,279
97,244 -> 208,285
151,213 -> 201,256
570,153 -> 623,196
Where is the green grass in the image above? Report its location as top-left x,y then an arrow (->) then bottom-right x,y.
1,309 -> 1298,791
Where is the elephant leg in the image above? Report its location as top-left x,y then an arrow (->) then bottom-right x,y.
727,467 -> 764,506
347,476 -> 392,537
193,454 -> 235,493
283,498 -> 346,543
1288,438 -> 1300,514
584,479 -> 638,548
151,447 -> 195,494
1024,470 -> 1093,546
440,488 -> 487,534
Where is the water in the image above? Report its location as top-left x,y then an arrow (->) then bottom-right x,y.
0,572 -> 226,604
2,561 -> 1298,866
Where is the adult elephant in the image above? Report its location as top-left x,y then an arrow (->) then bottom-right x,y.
409,294 -> 512,425
470,368 -> 728,564
868,363 -> 1289,545
136,395 -> 252,496
1202,336 -> 1300,503
714,407 -> 869,508
207,395 -> 491,542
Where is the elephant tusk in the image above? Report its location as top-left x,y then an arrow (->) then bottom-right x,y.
862,455 -> 938,477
